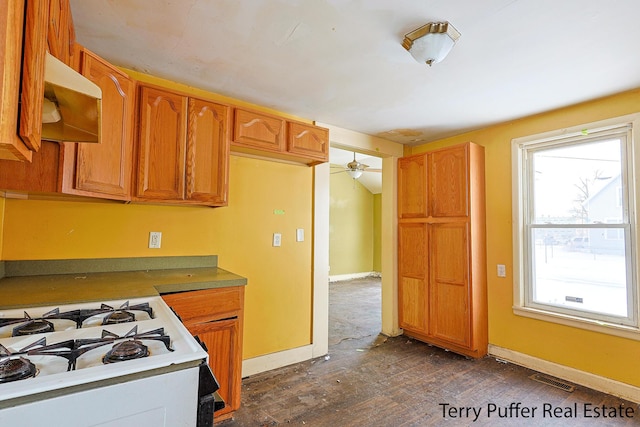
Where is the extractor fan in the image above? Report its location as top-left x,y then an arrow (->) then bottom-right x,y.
331,152 -> 381,179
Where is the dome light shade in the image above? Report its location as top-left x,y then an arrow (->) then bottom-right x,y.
402,22 -> 461,66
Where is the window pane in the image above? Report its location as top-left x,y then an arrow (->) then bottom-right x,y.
532,139 -> 623,224
531,227 -> 627,318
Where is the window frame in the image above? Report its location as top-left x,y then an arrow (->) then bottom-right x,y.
512,113 -> 640,339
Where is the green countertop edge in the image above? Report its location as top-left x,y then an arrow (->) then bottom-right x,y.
0,256 -> 247,309
0,255 -> 218,277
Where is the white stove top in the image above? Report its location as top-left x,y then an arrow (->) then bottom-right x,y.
0,296 -> 207,405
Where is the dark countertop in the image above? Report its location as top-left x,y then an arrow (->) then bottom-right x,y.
0,256 -> 247,309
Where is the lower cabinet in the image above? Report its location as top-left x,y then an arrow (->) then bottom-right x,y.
161,286 -> 244,422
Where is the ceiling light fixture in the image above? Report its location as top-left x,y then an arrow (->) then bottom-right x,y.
346,169 -> 363,179
402,21 -> 461,66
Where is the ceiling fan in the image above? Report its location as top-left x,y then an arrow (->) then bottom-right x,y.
331,152 -> 382,179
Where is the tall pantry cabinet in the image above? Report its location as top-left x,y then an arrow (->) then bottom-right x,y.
398,142 -> 487,358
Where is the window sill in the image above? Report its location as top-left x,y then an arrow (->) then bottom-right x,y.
513,306 -> 640,341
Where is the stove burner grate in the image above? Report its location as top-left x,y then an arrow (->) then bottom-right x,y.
0,357 -> 38,383
0,301 -> 154,336
103,340 -> 149,363
102,310 -> 136,325
13,319 -> 55,336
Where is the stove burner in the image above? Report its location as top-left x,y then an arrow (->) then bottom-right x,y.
13,319 -> 55,336
103,340 -> 149,363
0,357 -> 38,383
102,310 -> 135,325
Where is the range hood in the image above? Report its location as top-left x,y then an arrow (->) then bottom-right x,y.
42,52 -> 102,143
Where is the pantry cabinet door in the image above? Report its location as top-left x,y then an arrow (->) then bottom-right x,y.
429,222 -> 470,347
430,144 -> 468,217
398,222 -> 429,335
398,154 -> 428,218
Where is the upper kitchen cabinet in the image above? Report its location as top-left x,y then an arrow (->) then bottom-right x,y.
231,107 -> 328,166
0,0 -> 48,161
232,108 -> 285,152
135,84 -> 230,206
59,48 -> 135,201
47,0 -> 74,66
287,121 -> 329,163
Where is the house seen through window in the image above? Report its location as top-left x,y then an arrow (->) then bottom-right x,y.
512,115 -> 640,331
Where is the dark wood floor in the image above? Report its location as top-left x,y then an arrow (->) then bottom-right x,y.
224,277 -> 639,426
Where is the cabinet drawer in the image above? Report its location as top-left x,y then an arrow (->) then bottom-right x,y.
162,286 -> 243,321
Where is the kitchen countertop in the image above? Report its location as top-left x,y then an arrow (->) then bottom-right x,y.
0,256 -> 247,309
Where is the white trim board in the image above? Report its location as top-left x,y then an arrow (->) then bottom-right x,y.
489,344 -> 640,403
242,345 -> 314,378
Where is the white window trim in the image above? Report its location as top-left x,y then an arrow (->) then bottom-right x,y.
511,113 -> 640,340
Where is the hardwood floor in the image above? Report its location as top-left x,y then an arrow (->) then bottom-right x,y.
224,277 -> 638,426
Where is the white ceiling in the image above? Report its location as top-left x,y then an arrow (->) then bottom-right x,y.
70,0 -> 640,148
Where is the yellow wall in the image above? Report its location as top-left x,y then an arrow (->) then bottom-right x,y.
409,88 -> 640,387
329,170 -> 374,275
0,70 -> 315,360
373,194 -> 382,272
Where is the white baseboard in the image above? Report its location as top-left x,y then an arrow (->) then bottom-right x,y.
329,271 -> 380,282
489,344 -> 640,403
242,344 -> 315,378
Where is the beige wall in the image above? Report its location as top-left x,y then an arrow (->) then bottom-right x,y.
409,88 -> 640,388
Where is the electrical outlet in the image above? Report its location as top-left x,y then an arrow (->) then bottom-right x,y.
497,264 -> 506,277
273,233 -> 282,247
149,231 -> 162,249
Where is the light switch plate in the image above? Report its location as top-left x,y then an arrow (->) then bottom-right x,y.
296,228 -> 304,242
273,233 -> 282,247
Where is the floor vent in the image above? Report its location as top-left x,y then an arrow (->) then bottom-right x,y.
529,373 -> 575,392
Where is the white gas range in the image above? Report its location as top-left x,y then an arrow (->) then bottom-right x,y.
0,296 -> 212,426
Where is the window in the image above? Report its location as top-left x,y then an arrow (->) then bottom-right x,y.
512,114 -> 640,334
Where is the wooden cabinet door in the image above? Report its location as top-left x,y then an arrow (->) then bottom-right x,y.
19,0 -> 49,152
186,98 -> 229,205
232,108 -> 285,152
287,122 -> 329,162
398,153 -> 428,218
136,86 -> 187,200
64,49 -> 134,199
186,318 -> 241,419
398,222 -> 429,335
429,222 -> 470,347
430,144 -> 468,217
0,0 -> 33,161
47,0 -> 74,65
